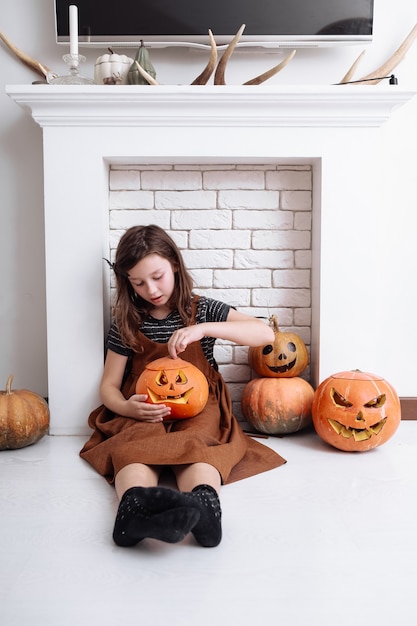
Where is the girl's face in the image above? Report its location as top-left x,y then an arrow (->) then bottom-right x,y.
128,253 -> 177,314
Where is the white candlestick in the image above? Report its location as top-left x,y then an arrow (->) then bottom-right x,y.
69,5 -> 78,56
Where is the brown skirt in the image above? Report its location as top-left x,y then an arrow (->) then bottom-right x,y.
80,327 -> 286,484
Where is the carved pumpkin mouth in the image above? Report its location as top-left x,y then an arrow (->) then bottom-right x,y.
267,358 -> 297,374
327,417 -> 387,442
147,388 -> 194,405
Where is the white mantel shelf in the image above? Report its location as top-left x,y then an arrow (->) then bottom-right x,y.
6,84 -> 416,128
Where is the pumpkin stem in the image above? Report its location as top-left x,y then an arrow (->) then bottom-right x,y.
5,374 -> 14,395
269,315 -> 280,333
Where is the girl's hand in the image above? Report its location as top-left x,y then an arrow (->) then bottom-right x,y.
167,325 -> 204,358
122,394 -> 171,422
100,352 -> 171,421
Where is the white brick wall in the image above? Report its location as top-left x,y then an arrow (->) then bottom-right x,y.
109,164 -> 312,422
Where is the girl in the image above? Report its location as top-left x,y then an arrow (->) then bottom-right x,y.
80,225 -> 285,548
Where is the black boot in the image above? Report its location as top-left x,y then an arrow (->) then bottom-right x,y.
113,486 -> 200,547
189,484 -> 222,548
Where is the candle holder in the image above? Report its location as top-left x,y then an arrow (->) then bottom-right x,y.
49,54 -> 94,85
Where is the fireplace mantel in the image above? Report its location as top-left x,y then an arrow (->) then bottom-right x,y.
7,83 -> 415,128
6,84 -> 416,435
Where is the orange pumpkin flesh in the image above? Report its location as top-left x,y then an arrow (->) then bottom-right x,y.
136,356 -> 209,420
241,377 -> 314,435
312,370 -> 401,452
0,375 -> 50,450
248,315 -> 308,378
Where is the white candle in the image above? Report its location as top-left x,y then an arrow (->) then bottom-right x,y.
69,5 -> 78,56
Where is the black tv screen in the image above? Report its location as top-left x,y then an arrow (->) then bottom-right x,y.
55,0 -> 374,49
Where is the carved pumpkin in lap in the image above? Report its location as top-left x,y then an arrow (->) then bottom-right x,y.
135,356 -> 209,420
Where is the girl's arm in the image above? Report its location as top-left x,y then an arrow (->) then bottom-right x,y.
167,308 -> 274,358
100,349 -> 171,421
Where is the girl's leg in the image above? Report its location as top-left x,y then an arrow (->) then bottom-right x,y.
174,462 -> 221,493
174,463 -> 223,548
112,463 -> 200,547
115,462 -> 160,500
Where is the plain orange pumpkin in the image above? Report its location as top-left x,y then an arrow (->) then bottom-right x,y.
241,376 -> 314,435
0,375 -> 50,450
136,356 -> 209,420
248,315 -> 308,378
312,370 -> 401,452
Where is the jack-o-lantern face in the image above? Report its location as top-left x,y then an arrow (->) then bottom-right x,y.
135,356 -> 209,420
248,315 -> 308,378
312,370 -> 401,452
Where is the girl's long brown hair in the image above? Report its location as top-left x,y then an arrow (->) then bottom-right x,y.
112,225 -> 194,351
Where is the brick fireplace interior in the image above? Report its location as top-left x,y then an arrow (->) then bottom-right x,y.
108,162 -> 313,422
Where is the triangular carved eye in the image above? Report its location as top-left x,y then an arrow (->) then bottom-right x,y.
156,371 -> 169,386
331,388 -> 353,408
364,394 -> 386,408
175,370 -> 188,385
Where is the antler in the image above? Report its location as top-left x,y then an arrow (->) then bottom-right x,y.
211,24 -> 295,86
214,23 -> 246,85
191,29 -> 218,85
339,22 -> 417,85
339,50 -> 367,84
244,49 -> 296,85
0,30 -> 52,78
134,60 -> 160,85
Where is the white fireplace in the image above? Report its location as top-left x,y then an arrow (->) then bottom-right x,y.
7,84 -> 415,435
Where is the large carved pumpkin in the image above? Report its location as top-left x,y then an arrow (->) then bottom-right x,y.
312,370 -> 401,452
248,315 -> 308,378
241,376 -> 314,435
136,356 -> 209,420
0,375 -> 50,450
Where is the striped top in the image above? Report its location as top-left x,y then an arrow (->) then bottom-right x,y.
107,296 -> 231,369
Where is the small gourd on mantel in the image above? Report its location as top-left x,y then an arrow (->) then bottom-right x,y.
127,40 -> 157,85
94,49 -> 134,84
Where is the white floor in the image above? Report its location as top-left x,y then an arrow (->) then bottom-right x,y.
1,423 -> 417,626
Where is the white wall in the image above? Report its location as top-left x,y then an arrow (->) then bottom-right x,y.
1,0 -> 417,398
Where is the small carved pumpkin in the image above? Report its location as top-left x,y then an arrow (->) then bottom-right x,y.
135,356 -> 209,420
0,375 -> 50,450
248,315 -> 309,378
312,370 -> 401,452
241,376 -> 314,435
